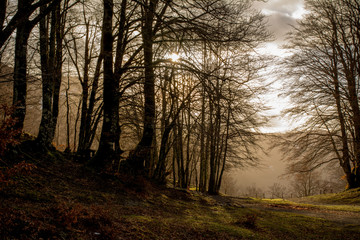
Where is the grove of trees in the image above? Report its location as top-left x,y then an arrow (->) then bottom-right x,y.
4,0 -> 359,195
0,0 -> 271,194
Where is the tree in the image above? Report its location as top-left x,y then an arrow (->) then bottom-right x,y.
289,166 -> 323,197
6,0 -> 63,134
88,0 -> 116,168
281,0 -> 360,189
36,0 -> 71,148
90,0 -> 143,168
1,0 -> 270,198
268,183 -> 286,199
64,1 -> 104,156
126,0 -> 172,173
140,0 -> 269,193
12,0 -> 32,132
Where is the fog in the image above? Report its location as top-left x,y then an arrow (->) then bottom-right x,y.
221,137 -> 288,197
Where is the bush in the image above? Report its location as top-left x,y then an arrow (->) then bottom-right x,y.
0,104 -> 36,190
0,104 -> 20,156
236,213 -> 258,229
0,161 -> 36,190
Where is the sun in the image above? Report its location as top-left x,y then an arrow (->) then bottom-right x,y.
170,53 -> 180,62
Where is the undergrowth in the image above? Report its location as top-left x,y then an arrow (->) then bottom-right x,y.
0,104 -> 36,191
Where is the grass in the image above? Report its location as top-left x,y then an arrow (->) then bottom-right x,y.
253,198 -> 360,212
1,151 -> 360,239
301,188 -> 360,205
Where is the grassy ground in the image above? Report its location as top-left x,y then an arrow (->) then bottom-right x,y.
252,197 -> 360,212
1,151 -> 360,239
297,188 -> 360,205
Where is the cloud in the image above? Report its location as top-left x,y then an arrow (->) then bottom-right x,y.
262,0 -> 304,17
254,0 -> 305,43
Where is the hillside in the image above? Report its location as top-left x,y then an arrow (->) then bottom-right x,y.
1,149 -> 360,239
296,188 -> 360,205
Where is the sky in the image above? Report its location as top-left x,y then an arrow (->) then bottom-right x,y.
254,0 -> 306,133
255,0 -> 305,43
225,0 -> 307,195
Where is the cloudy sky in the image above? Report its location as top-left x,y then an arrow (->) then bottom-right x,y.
255,0 -> 305,43
253,0 -> 306,133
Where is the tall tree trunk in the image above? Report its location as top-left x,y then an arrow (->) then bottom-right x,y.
84,53 -> 103,150
90,0 -> 116,169
51,4 -> 62,142
177,115 -> 186,188
199,86 -> 207,192
332,55 -> 357,189
208,96 -> 217,194
153,71 -> 170,181
77,21 -> 90,157
12,19 -> 31,133
77,46 -> 103,157
199,41 -> 208,192
37,3 -> 63,149
65,67 -> 71,151
127,0 -> 158,172
154,123 -> 172,182
216,106 -> 230,192
184,97 -> 190,186
332,17 -> 360,188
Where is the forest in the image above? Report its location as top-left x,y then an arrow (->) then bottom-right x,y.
1,0 -> 360,239
1,0 -> 360,197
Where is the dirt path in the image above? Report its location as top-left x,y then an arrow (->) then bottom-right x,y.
206,195 -> 360,226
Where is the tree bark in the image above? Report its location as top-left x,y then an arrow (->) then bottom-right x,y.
127,0 -> 158,172
12,20 -> 31,132
90,0 -> 116,169
199,84 -> 207,192
37,3 -> 63,149
77,21 -> 91,157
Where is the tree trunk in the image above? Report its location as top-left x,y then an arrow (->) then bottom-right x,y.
199,86 -> 207,192
37,3 -> 63,149
65,69 -> 71,151
216,105 -> 230,192
332,15 -> 360,188
153,71 -> 170,181
90,0 -> 116,169
331,51 -> 357,189
208,96 -> 217,194
127,0 -> 158,173
77,22 -> 90,157
12,20 -> 31,133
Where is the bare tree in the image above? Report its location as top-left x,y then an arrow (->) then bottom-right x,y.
36,0 -> 72,148
290,169 -> 322,197
64,1 -> 104,157
281,0 -> 360,189
90,0 -> 144,169
10,0 -> 64,133
244,184 -> 264,198
268,183 -> 286,199
1,0 -> 270,198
